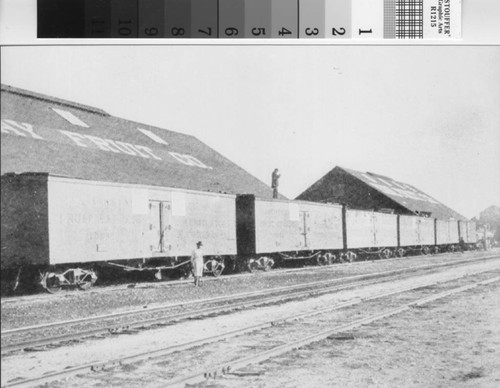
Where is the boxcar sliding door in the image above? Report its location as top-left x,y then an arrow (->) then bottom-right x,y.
299,210 -> 310,248
147,201 -> 172,255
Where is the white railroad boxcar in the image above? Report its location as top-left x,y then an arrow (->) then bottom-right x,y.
345,209 -> 398,249
466,221 -> 477,244
435,219 -> 460,247
399,215 -> 435,247
236,195 -> 343,269
1,173 -> 237,274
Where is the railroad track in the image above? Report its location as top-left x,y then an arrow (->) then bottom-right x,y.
168,275 -> 500,388
1,255 -> 497,355
3,258 -> 499,388
1,249 -> 492,302
2,253 -> 498,355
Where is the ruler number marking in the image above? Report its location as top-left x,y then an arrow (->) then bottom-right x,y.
225,27 -> 239,37
144,28 -> 158,36
118,19 -> 132,36
305,28 -> 319,36
198,28 -> 213,36
171,27 -> 185,36
252,28 -> 266,36
358,28 -> 373,35
278,27 -> 292,36
332,27 -> 345,36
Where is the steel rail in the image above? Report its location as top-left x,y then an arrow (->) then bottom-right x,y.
1,250 -> 492,304
0,271 -> 426,354
4,271 -> 499,388
2,255 -> 499,355
164,276 -> 500,388
3,253 -> 497,338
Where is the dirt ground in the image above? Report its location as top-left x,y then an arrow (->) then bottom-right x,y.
2,251 -> 495,330
211,280 -> 500,388
2,258 -> 499,387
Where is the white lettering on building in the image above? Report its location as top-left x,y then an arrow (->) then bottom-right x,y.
59,130 -> 89,147
169,152 -> 212,169
3,119 -> 212,170
1,119 -> 44,139
135,145 -> 162,160
112,140 -> 138,155
85,135 -> 121,153
60,130 -> 162,160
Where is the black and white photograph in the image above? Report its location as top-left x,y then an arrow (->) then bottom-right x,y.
1,0 -> 500,387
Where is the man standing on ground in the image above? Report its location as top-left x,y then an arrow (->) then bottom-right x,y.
191,241 -> 204,287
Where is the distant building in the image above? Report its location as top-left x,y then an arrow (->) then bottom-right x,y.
296,166 -> 466,221
472,205 -> 500,242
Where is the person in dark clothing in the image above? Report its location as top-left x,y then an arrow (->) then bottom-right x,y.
459,237 -> 466,252
271,168 -> 281,199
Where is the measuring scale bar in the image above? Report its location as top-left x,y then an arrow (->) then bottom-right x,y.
38,0 -> 461,40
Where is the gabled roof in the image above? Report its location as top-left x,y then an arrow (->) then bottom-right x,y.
1,84 -> 278,198
297,166 -> 466,221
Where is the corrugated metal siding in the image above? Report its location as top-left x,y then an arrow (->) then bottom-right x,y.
1,84 -> 275,198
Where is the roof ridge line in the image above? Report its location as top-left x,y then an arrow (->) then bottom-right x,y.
1,84 -> 110,117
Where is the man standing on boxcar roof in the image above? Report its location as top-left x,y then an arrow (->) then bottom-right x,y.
191,241 -> 204,287
271,168 -> 281,199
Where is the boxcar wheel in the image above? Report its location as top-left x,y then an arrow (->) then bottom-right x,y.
77,275 -> 94,290
321,253 -> 334,265
395,248 -> 405,258
41,272 -> 62,294
316,255 -> 326,266
211,261 -> 225,277
77,270 -> 97,290
378,249 -> 392,260
78,281 -> 93,290
344,252 -> 356,263
248,260 -> 259,273
326,253 -> 334,265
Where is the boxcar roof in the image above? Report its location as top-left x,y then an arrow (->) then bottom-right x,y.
1,84 -> 277,198
297,166 -> 466,221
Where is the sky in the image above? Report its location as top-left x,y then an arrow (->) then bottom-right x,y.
1,44 -> 499,219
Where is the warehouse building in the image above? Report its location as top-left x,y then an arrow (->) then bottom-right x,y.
1,84 -> 275,197
296,166 -> 466,221
1,84 -> 279,272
